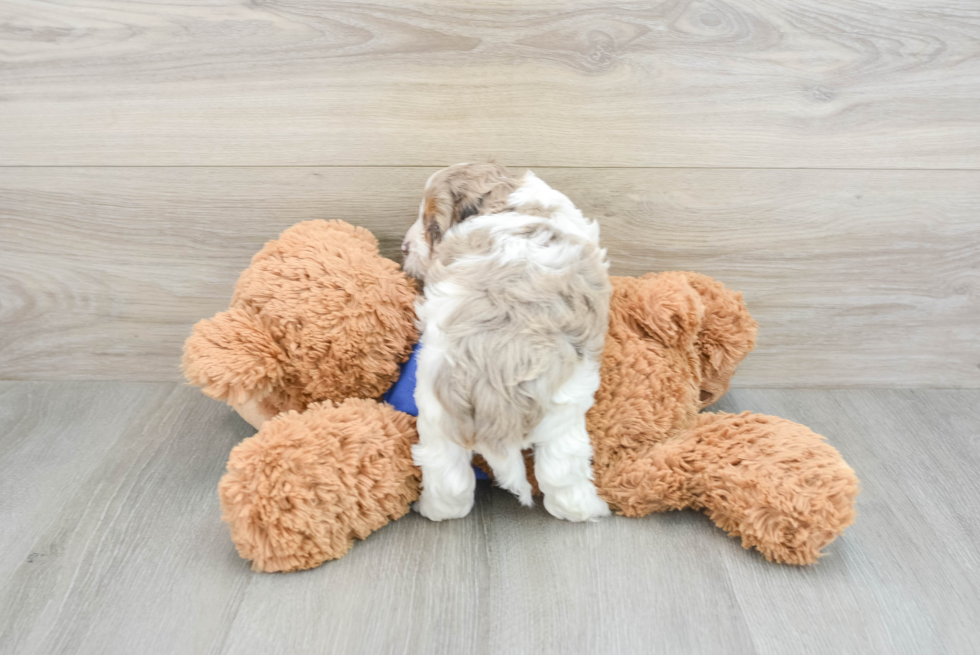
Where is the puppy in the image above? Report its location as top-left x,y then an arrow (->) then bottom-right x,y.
403,163 -> 612,522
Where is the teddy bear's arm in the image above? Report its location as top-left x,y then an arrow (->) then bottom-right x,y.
182,308 -> 285,409
687,411 -> 858,564
671,273 -> 758,408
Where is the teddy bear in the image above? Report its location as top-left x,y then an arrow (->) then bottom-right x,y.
183,219 -> 859,572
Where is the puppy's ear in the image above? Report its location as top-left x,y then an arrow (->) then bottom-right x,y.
425,221 -> 442,246
422,163 -> 518,248
422,195 -> 448,248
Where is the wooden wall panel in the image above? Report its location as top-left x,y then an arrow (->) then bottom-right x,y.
0,0 -> 978,167
2,167 -> 977,386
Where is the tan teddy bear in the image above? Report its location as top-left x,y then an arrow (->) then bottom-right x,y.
183,220 -> 858,572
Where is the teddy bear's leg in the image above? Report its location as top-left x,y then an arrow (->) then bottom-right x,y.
595,411 -> 858,564
218,398 -> 419,572
655,412 -> 859,564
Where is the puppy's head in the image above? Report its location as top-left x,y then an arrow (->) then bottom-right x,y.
402,162 -> 518,279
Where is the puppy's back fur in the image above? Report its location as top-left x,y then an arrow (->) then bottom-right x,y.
420,216 -> 610,457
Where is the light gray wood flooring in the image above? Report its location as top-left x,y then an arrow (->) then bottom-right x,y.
1,383 -> 978,655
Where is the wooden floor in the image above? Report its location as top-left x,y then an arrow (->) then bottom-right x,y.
1,383 -> 978,655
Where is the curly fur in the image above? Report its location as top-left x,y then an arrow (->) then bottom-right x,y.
409,168 -> 612,522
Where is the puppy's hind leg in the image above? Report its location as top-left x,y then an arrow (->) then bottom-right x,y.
479,446 -> 534,507
412,360 -> 476,521
531,404 -> 610,522
530,363 -> 610,522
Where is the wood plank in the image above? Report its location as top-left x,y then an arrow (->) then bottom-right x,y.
476,482 -> 756,654
1,0 -> 979,167
220,486 -> 758,655
711,389 -> 980,655
0,382 -> 255,655
2,166 -> 977,387
3,384 -> 980,653
219,484 -> 492,655
0,382 -> 173,589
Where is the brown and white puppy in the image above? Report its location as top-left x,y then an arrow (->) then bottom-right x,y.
403,163 -> 612,523
402,162 -> 519,279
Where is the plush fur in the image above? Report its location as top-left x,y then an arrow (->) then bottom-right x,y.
481,272 -> 858,564
184,222 -> 859,572
406,167 -> 612,523
183,220 -> 418,424
588,272 -> 858,564
219,398 -> 419,571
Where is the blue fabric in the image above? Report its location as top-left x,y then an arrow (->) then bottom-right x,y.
382,342 -> 488,480
382,342 -> 420,416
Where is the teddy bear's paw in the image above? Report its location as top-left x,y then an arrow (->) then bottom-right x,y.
219,398 -> 420,572
690,411 -> 859,565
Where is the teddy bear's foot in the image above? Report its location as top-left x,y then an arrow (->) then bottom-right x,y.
596,411 -> 858,564
683,412 -> 859,564
231,394 -> 280,430
218,399 -> 420,572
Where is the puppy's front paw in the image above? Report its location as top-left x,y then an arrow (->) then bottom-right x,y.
412,490 -> 474,521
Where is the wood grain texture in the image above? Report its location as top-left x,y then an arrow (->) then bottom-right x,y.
2,166 -> 978,386
1,0 -> 979,167
0,382 -> 256,655
2,383 -> 980,654
717,389 -> 980,655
